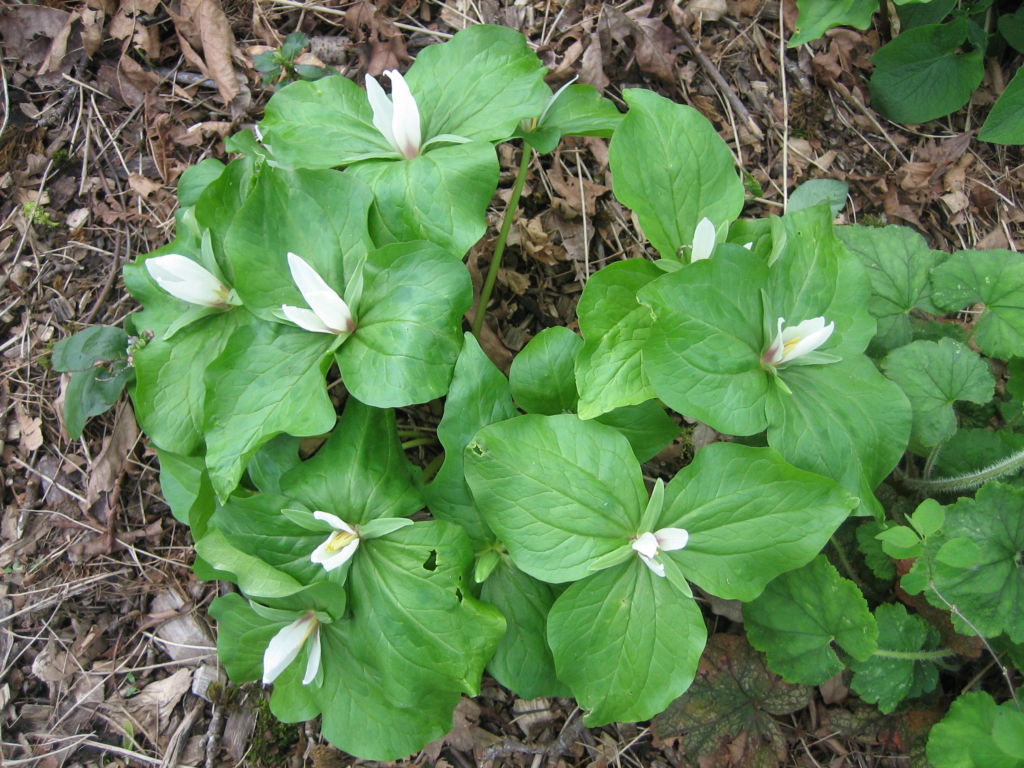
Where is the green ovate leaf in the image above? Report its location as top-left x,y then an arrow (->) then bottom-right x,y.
898,0 -> 957,30
836,223 -> 948,352
63,359 -> 133,440
347,142 -> 498,258
790,0 -> 876,46
248,434 -> 303,495
203,320 -> 337,500
745,555 -> 878,685
575,259 -> 663,419
426,333 -> 518,547
931,249 -> 1024,359
652,635 -> 812,767
848,603 -> 941,714
787,179 -> 849,217
53,326 -> 130,371
661,443 -> 857,601
511,326 -> 582,415
979,68 -> 1024,145
177,158 -> 226,208
156,449 -> 214,529
224,166 -> 373,321
869,18 -> 985,123
480,557 -> 571,699
999,7 -> 1024,53
547,559 -> 707,726
594,401 -> 680,463
336,241 -> 472,408
465,414 -> 647,582
881,338 -> 995,447
609,89 -> 744,260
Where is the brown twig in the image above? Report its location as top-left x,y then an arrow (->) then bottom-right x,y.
482,708 -> 585,761
82,232 -> 124,327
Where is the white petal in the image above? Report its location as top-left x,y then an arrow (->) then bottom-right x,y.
638,553 -> 666,578
780,316 -> 827,345
312,511 -> 356,533
365,73 -> 397,152
743,242 -> 754,250
302,628 -> 321,685
318,538 -> 360,571
286,253 -> 353,333
781,318 -> 834,362
146,254 -> 229,307
631,531 -> 659,559
282,305 -> 333,334
385,70 -> 421,160
763,317 -> 786,365
262,614 -> 316,684
691,218 -> 716,262
654,528 -> 689,551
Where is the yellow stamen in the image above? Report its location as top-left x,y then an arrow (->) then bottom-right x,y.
325,530 -> 357,553
782,337 -> 802,355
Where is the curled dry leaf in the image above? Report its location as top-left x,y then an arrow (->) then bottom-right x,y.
166,0 -> 244,106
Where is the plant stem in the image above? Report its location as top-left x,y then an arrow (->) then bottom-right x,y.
900,445 -> 1024,493
923,442 -> 943,480
397,430 -> 432,439
472,143 -> 532,338
422,452 -> 445,483
872,648 -> 957,661
401,437 -> 438,450
877,0 -> 892,41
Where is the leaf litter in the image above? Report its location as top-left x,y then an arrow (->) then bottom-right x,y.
0,0 -> 1021,765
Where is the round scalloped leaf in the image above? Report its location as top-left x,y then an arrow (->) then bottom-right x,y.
881,338 -> 994,447
745,555 -> 877,685
927,691 -> 1024,768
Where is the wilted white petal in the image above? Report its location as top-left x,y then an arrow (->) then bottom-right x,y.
263,614 -> 317,684
654,527 -> 689,551
638,553 -> 666,578
385,70 -> 421,160
312,511 -> 356,533
631,531 -> 659,559
690,218 -> 716,262
286,253 -> 354,333
281,305 -> 333,334
302,627 -> 321,685
146,254 -> 232,308
365,74 -> 397,152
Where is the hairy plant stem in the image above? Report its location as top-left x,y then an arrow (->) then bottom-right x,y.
472,144 -> 532,338
923,442 -> 943,480
900,445 -> 1024,493
872,647 -> 957,661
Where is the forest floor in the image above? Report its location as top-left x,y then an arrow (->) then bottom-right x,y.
0,0 -> 1022,766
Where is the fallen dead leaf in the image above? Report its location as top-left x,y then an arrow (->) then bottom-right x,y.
599,3 -> 680,86
167,0 -> 244,106
124,667 -> 192,739
84,400 -> 139,509
15,403 -> 43,452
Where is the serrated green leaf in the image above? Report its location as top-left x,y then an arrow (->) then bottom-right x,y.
662,443 -> 857,601
425,333 -> 517,547
869,18 -> 985,123
336,242 -> 472,407
881,339 -> 994,447
856,521 -> 897,580
848,603 -> 940,714
575,259 -> 663,419
745,555 -> 877,685
465,414 -> 647,582
790,0 -> 877,46
547,558 -> 707,726
980,68 -> 1024,145
608,89 -> 744,260
934,428 -> 1024,479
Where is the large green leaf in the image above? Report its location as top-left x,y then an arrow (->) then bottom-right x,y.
336,242 -> 472,407
155,449 -> 214,530
881,339 -> 994,447
790,0 -> 876,46
223,166 -> 373,321
931,249 -> 1024,359
193,155 -> 256,281
546,559 -> 707,726
836,223 -> 948,351
405,24 -> 549,142
480,557 -> 570,699
745,555 -> 877,685
767,355 -> 912,518
510,326 -> 582,415
848,603 -> 940,714
898,0 -> 956,30
594,401 -> 679,464
203,321 -> 338,500
575,259 -> 663,419
640,249 -> 771,436
869,18 -> 985,123
347,141 -> 498,258
979,68 -> 1024,144
280,397 -> 424,525
425,333 -> 517,547
465,414 -> 647,582
927,691 -> 1024,768
661,443 -> 857,601
609,89 -> 744,260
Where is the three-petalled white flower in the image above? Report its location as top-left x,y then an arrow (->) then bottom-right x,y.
631,528 -> 690,577
309,511 -> 360,571
281,253 -> 355,335
263,612 -> 321,685
761,317 -> 835,367
365,70 -> 422,160
146,254 -> 241,308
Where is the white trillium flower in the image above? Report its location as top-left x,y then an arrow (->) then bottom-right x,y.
146,254 -> 240,308
631,528 -> 690,578
762,317 -> 835,366
365,70 -> 422,160
263,612 -> 321,685
690,217 -> 717,262
309,511 -> 361,571
281,253 -> 355,335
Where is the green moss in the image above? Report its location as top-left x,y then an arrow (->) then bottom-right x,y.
250,691 -> 304,767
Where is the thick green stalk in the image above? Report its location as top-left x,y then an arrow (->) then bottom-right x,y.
901,445 -> 1024,493
401,437 -> 438,450
472,144 -> 532,338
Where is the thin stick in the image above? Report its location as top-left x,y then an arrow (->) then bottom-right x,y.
574,148 -> 591,280
779,4 -> 789,210
472,144 -> 532,337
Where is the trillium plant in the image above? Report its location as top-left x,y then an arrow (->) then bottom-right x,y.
56,23 -> 1024,765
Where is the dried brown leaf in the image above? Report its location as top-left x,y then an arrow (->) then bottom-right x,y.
15,404 -> 43,453
85,401 -> 138,509
600,3 -> 680,85
168,0 -> 242,105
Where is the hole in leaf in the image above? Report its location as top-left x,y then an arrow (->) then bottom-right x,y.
423,550 -> 437,571
455,588 -> 463,602
469,442 -> 485,457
